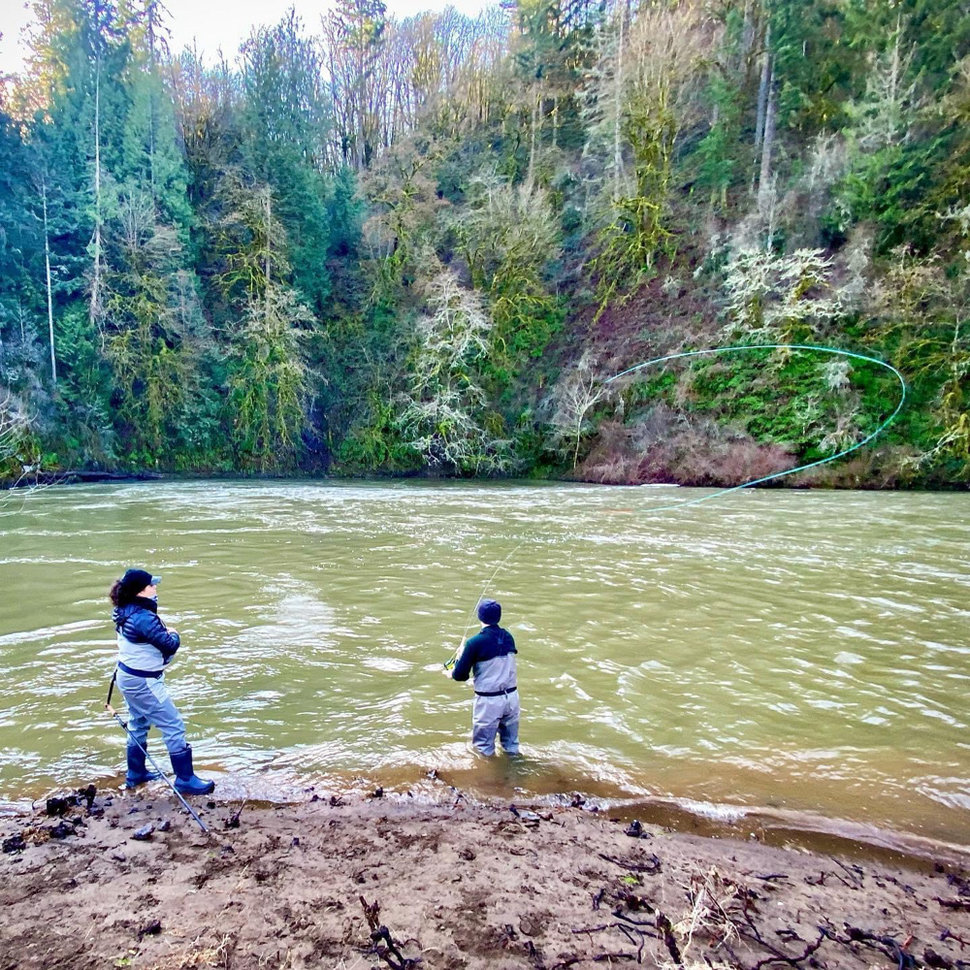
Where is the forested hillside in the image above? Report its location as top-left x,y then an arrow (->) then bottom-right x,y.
1,0 -> 967,486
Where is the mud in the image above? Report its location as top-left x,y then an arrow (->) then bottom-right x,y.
1,786 -> 968,970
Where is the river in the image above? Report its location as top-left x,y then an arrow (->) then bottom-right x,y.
0,480 -> 967,852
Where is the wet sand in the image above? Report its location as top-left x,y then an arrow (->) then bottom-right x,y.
2,782 -> 969,970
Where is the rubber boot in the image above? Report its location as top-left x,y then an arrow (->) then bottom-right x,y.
125,744 -> 161,789
170,745 -> 215,795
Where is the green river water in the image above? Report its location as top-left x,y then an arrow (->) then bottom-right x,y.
0,480 -> 967,852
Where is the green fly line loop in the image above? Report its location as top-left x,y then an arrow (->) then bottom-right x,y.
445,343 -> 907,665
603,343 -> 907,513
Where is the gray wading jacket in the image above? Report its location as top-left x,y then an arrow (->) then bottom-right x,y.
452,624 -> 517,693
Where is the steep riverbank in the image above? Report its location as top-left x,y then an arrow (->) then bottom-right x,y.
2,786 -> 968,970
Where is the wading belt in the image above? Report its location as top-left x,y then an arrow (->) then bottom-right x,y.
475,686 -> 517,697
117,662 -> 164,679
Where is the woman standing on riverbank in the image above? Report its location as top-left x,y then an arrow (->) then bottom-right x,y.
109,568 -> 214,795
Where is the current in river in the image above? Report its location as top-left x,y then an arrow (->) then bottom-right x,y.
0,480 -> 967,850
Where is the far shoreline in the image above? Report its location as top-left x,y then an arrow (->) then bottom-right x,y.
4,467 -> 970,493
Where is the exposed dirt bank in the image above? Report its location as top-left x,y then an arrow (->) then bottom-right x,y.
1,786 -> 968,970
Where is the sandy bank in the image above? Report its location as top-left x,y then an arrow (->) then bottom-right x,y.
1,784 -> 969,970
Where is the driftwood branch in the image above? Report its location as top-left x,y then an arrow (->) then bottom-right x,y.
598,852 -> 662,874
830,858 -> 865,888
748,929 -> 826,969
822,925 -> 918,970
358,896 -> 421,970
656,911 -> 683,966
937,898 -> 970,912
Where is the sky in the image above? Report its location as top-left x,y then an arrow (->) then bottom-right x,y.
0,0 -> 497,76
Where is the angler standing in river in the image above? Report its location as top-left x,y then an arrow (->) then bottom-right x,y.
450,599 -> 520,756
109,568 -> 215,795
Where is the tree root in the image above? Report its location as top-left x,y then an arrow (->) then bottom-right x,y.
359,895 -> 422,970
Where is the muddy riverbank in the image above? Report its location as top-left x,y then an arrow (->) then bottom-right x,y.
2,785 -> 968,970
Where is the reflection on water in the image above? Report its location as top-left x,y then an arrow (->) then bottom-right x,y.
0,480 -> 968,849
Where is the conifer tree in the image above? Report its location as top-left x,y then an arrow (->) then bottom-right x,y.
240,12 -> 335,312
0,106 -> 41,384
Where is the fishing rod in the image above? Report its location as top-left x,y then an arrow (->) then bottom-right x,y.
104,671 -> 209,833
443,342 -> 907,667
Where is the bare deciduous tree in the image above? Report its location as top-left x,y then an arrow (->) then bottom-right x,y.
546,351 -> 613,468
583,1 -> 719,312
321,0 -> 388,169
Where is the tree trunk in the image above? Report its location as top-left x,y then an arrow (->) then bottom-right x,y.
147,0 -> 158,196
527,77 -> 540,185
754,23 -> 771,154
41,178 -> 57,384
613,6 -> 625,199
741,0 -> 756,76
264,187 -> 272,315
757,65 -> 776,209
90,56 -> 104,336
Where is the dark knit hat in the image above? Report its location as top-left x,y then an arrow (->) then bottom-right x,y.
118,568 -> 160,603
477,599 -> 501,624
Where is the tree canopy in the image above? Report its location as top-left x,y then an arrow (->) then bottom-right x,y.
0,0 -> 967,486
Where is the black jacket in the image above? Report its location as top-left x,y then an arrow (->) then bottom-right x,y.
113,596 -> 180,668
452,624 -> 517,689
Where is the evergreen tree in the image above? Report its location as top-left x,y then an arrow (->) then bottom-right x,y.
0,104 -> 42,389
214,179 -> 314,470
239,12 -> 335,313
